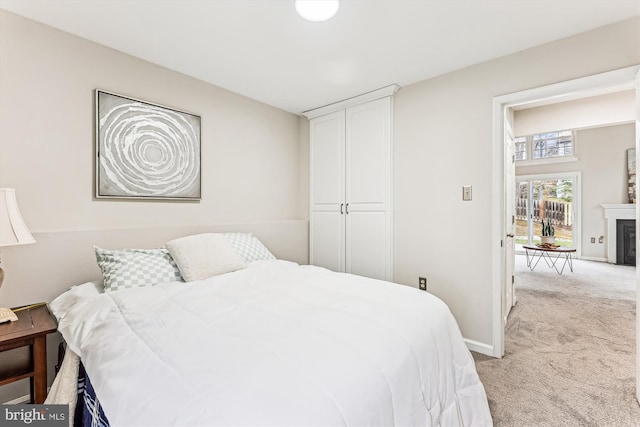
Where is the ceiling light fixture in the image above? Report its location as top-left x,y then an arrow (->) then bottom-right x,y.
295,0 -> 340,22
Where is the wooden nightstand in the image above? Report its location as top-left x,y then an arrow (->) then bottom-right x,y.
0,304 -> 57,403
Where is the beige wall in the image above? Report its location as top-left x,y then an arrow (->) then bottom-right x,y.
516,123 -> 635,260
515,90 -> 635,136
0,9 -> 308,402
393,17 -> 639,349
0,10 -> 302,234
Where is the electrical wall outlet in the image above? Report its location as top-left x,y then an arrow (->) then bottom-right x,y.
591,237 -> 595,243
418,277 -> 427,291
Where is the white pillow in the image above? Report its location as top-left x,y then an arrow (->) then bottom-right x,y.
222,233 -> 276,262
166,233 -> 246,281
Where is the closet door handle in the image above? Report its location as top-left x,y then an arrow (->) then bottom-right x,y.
340,203 -> 344,214
345,203 -> 349,214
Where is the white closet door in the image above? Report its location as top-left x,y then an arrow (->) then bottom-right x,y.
345,97 -> 392,280
346,211 -> 389,279
310,111 -> 345,272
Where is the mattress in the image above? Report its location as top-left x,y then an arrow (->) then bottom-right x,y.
51,260 -> 492,426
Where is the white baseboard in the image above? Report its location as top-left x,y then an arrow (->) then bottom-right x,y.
3,385 -> 52,405
465,338 -> 494,356
583,257 -> 608,262
4,394 -> 31,404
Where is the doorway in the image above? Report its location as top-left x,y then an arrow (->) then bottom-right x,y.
492,64 -> 639,398
491,65 -> 640,357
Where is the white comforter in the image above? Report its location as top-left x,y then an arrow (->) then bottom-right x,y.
52,260 -> 492,427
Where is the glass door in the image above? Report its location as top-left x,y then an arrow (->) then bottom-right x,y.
515,174 -> 577,251
515,181 -> 530,251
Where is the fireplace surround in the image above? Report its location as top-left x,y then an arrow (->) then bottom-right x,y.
602,204 -> 636,264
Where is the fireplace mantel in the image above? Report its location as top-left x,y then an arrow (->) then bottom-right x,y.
601,204 -> 636,263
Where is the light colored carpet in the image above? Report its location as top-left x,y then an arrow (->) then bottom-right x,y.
473,255 -> 640,426
515,253 -> 636,301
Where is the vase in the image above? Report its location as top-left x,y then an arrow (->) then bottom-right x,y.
540,236 -> 555,245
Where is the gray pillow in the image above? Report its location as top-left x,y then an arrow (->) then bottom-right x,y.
94,246 -> 183,292
222,233 -> 276,262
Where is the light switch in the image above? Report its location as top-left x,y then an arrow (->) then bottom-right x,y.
462,185 -> 472,201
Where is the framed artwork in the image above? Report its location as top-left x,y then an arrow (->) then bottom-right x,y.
95,90 -> 201,200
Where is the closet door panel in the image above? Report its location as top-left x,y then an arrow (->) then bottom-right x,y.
346,211 -> 389,280
345,97 -> 390,211
310,111 -> 345,208
310,110 -> 345,270
311,211 -> 344,273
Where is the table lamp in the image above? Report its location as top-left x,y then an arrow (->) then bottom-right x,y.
0,188 -> 35,322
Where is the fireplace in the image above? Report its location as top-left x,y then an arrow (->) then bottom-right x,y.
602,204 -> 637,264
616,219 -> 636,266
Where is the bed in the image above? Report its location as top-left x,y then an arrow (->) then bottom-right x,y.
47,233 -> 492,426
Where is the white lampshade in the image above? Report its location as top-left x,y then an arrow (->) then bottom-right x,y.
0,188 -> 35,247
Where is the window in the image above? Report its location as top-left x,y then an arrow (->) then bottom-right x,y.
514,136 -> 527,161
515,130 -> 574,163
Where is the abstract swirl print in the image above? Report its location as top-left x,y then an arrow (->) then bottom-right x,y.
97,91 -> 201,199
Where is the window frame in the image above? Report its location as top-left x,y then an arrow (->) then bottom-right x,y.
515,129 -> 578,166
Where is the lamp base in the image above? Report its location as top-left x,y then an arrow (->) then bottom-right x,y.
0,307 -> 17,323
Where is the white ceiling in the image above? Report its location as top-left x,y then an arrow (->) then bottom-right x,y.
1,0 -> 638,114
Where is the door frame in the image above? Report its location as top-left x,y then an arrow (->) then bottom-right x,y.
515,172 -> 581,257
491,65 -> 640,359
504,108 -> 516,322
